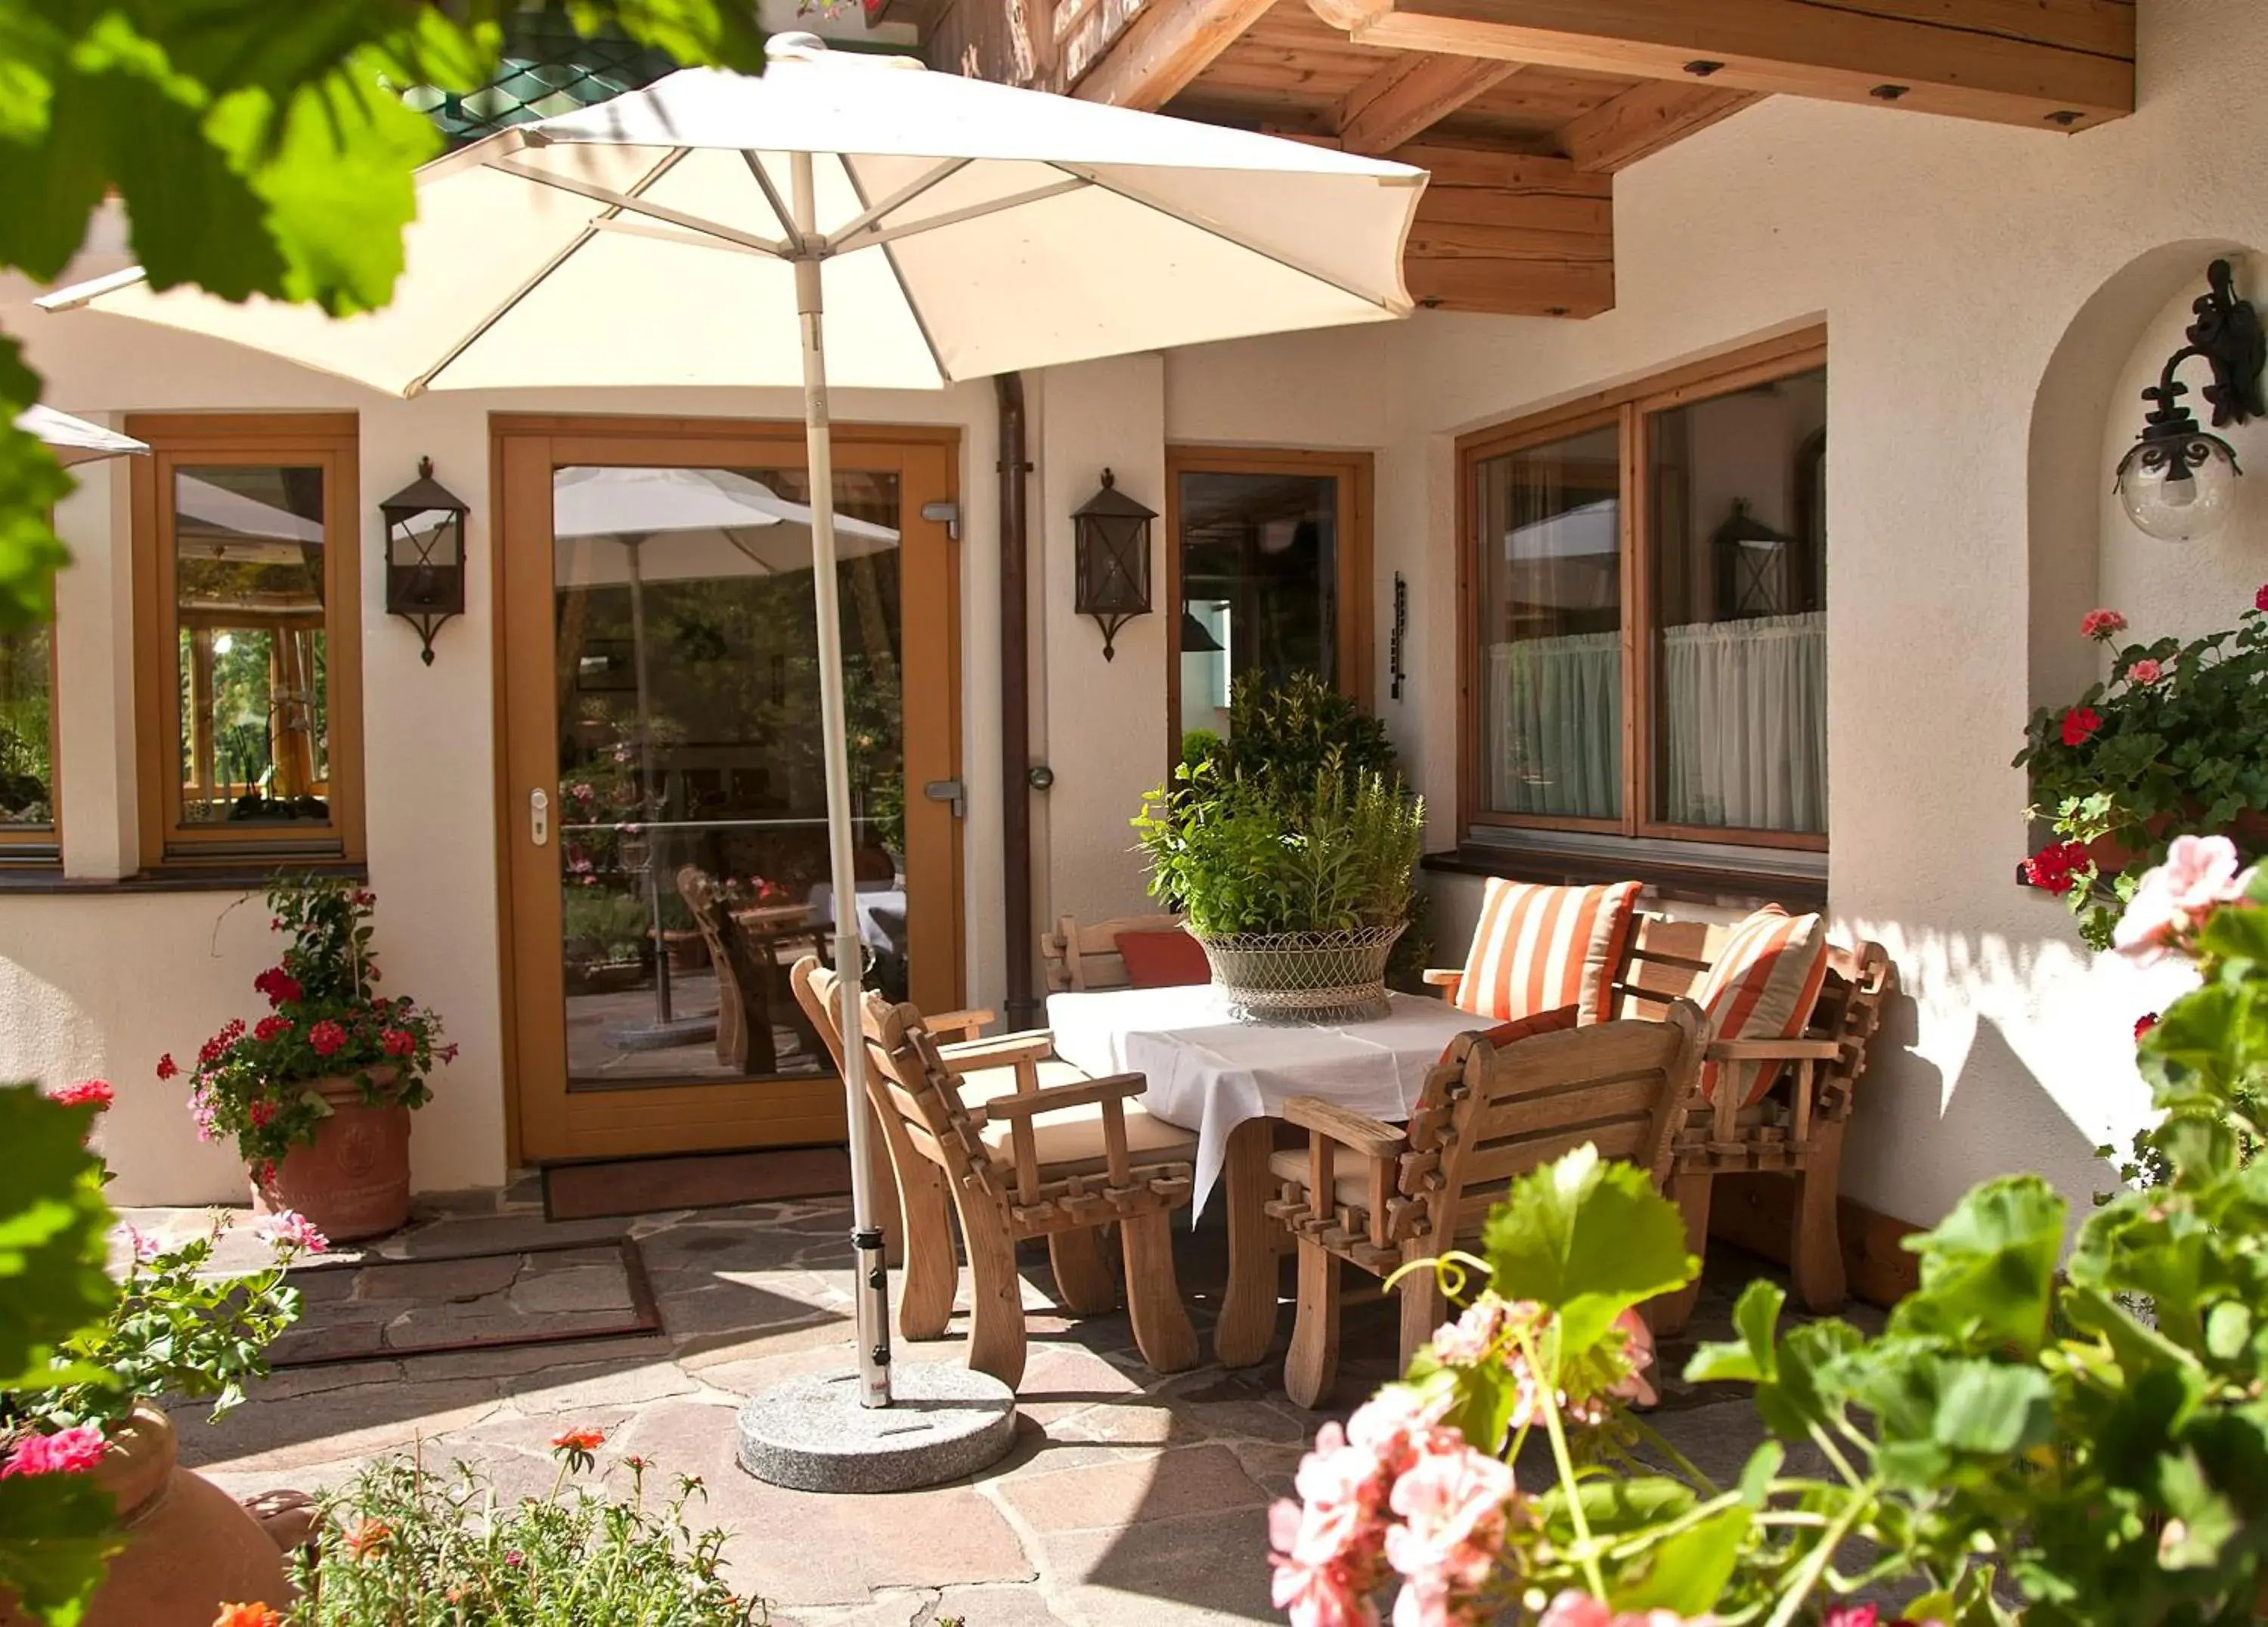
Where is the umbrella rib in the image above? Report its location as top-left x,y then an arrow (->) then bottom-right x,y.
412,148 -> 698,396
829,176 -> 1090,256
1045,162 -> 1411,315
837,163 -> 955,389
741,153 -> 802,249
823,158 -> 971,248
482,155 -> 787,257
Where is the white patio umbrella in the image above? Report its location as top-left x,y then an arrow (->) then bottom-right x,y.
17,404 -> 146,466
41,35 -> 1424,1423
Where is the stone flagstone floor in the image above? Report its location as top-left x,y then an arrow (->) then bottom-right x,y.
124,1182 -> 1876,1627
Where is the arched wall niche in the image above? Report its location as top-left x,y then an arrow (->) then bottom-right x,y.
2027,239 -> 2254,717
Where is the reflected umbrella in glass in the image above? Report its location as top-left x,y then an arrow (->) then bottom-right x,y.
552,466 -> 898,1045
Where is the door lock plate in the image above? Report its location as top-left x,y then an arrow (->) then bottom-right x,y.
529,788 -> 550,846
922,778 -> 966,819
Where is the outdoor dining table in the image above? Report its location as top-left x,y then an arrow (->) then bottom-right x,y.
1045,982 -> 1483,1368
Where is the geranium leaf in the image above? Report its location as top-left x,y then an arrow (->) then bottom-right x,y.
1609,1505 -> 1751,1616
1889,1176 -> 2064,1356
0,1086 -> 116,1391
1480,1145 -> 1696,1356
0,1471 -> 124,1627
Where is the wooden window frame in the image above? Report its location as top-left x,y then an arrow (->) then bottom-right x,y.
1163,445 -> 1374,761
1456,327 -> 1828,854
0,616 -> 62,865
127,413 -> 364,870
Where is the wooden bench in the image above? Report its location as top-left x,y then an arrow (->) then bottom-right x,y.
1039,912 -> 1188,993
1428,909 -> 1896,1331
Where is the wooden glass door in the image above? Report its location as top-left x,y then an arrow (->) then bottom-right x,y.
496,417 -> 961,1162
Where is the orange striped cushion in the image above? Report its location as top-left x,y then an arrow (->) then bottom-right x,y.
1693,906 -> 1831,1105
1455,879 -> 1641,1026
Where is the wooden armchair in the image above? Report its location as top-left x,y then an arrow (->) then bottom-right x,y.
1269,1002 -> 1706,1408
789,956 -> 1201,1387
1040,912 -> 1190,993
1430,909 -> 1896,1332
677,865 -> 782,1073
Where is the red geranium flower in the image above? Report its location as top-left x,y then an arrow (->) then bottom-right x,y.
253,1016 -> 290,1043
51,1080 -> 113,1111
2080,609 -> 2127,641
308,1020 -> 347,1058
2061,705 -> 2102,747
247,1099 -> 277,1128
381,1029 -> 416,1058
2136,1012 -> 2160,1040
2025,840 -> 2093,897
212,1605 -> 285,1627
253,967 -> 303,1009
2257,584 -> 2268,614
156,1053 -> 178,1080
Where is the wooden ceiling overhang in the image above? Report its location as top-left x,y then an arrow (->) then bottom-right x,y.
925,0 -> 2134,317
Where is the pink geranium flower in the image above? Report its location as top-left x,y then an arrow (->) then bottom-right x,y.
1,1425 -> 107,1479
2114,834 -> 2257,962
50,1080 -> 113,1111
1534,1593 -> 1699,1627
2256,584 -> 2268,615
2081,608 -> 2127,641
1383,1436 -> 1515,1619
2129,657 -> 2164,685
255,1210 -> 329,1255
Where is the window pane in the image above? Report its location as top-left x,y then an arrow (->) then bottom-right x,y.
1176,471 -> 1337,741
1475,425 -> 1622,820
0,626 -> 52,832
172,465 -> 331,826
1648,366 -> 1827,835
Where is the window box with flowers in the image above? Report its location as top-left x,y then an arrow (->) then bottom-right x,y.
160,877 -> 452,1241
2014,588 -> 2268,947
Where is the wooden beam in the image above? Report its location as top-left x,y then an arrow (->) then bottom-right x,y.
1303,0 -> 2133,132
1401,146 -> 1613,317
1334,53 -> 1526,153
1560,80 -> 1757,172
1070,0 -> 1279,109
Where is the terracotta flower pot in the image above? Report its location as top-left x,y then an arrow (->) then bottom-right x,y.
0,1404 -> 293,1627
2084,806 -> 2268,877
251,1073 -> 412,1242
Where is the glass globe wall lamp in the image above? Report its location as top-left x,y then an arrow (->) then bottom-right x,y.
2115,259 -> 2268,543
380,456 -> 469,665
1072,468 -> 1156,661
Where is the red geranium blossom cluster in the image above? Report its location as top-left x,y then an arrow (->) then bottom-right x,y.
160,878 -> 451,1170
2025,840 -> 2094,897
2060,705 -> 2102,747
49,1079 -> 112,1111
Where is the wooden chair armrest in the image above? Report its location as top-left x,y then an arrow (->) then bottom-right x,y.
1705,1038 -> 1845,1062
1421,969 -> 1464,1002
926,1006 -> 996,1042
1281,1096 -> 1408,1159
938,1030 -> 1057,1073
978,1072 -> 1148,1119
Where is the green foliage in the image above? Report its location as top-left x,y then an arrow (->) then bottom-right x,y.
1479,1144 -> 1697,1353
2015,593 -> 2268,948
14,1216 -> 309,1437
0,1087 -> 122,1626
1136,671 -> 1421,937
0,0 -> 768,634
177,875 -> 451,1169
290,1449 -> 762,1625
1132,758 -> 1423,937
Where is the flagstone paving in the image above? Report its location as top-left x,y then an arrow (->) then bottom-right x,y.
122,1184 -> 1876,1627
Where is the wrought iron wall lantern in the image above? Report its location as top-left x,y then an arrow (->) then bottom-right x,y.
380,457 -> 469,665
2115,259 -> 2267,543
1072,468 -> 1154,661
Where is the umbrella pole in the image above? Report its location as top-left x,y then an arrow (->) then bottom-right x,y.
792,149 -> 891,1410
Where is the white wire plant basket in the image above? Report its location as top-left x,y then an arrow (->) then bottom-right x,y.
1194,923 -> 1407,1025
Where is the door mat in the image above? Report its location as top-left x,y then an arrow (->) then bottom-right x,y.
268,1237 -> 659,1368
542,1146 -> 851,1223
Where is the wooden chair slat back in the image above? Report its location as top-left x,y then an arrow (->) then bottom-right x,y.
1040,912 -> 1189,993
1606,915 -> 1722,1019
1404,1002 -> 1706,1256
792,956 -> 984,1188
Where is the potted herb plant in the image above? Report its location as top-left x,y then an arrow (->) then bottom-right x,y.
0,1084 -> 321,1627
2015,587 -> 2268,947
161,877 -> 452,1241
1136,674 -> 1424,1024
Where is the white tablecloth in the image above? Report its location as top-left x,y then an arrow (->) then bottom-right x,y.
807,882 -> 907,958
1045,984 -> 1486,1216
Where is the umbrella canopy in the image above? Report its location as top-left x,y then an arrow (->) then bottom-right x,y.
16,404 -> 147,466
551,465 -> 898,585
39,36 -> 1424,1427
40,48 -> 1423,395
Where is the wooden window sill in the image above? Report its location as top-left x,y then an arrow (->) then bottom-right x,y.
1423,840 -> 1825,913
0,860 -> 369,895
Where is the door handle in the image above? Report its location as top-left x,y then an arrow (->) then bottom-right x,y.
922,778 -> 966,820
529,788 -> 550,846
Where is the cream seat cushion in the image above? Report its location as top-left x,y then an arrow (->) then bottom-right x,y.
1268,1145 -> 1387,1213
956,1061 -> 1197,1173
